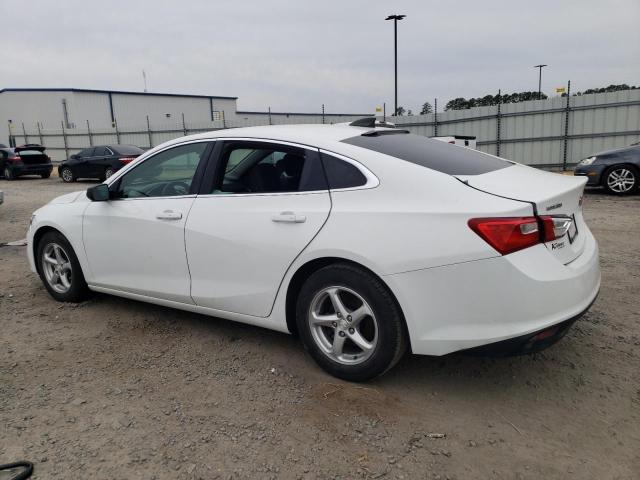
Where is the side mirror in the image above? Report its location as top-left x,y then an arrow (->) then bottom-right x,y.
70,154 -> 79,159
86,184 -> 110,202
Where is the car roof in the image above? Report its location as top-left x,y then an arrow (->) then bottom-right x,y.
163,124 -> 395,151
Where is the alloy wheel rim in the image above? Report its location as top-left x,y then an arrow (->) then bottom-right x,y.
308,286 -> 378,365
42,243 -> 72,293
105,169 -> 114,178
607,168 -> 635,193
62,169 -> 72,182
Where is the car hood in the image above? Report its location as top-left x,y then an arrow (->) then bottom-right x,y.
48,190 -> 86,205
593,145 -> 640,157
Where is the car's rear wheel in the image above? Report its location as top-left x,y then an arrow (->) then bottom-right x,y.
4,166 -> 14,180
41,172 -> 51,179
296,263 -> 407,382
104,167 -> 116,180
60,167 -> 75,183
603,165 -> 637,195
37,231 -> 90,303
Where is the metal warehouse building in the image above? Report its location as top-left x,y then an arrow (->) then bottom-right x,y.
0,88 -> 367,149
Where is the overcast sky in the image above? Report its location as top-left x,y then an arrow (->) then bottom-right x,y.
1,0 -> 639,114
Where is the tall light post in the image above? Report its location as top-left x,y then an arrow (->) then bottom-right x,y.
386,14 -> 406,115
534,64 -> 547,100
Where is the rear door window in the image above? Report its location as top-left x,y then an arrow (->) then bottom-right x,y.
93,146 -> 108,156
212,142 -> 327,194
341,132 -> 511,176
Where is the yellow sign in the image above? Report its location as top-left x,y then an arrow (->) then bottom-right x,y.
375,106 -> 383,113
555,87 -> 566,94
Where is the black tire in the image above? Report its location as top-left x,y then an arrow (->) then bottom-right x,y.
296,263 -> 407,382
4,166 -> 14,180
602,165 -> 638,195
36,231 -> 90,303
60,167 -> 75,183
41,171 -> 51,179
104,167 -> 116,180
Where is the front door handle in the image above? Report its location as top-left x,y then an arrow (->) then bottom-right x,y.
156,210 -> 183,221
271,211 -> 307,223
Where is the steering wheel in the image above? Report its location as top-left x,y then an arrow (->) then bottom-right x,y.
161,181 -> 190,196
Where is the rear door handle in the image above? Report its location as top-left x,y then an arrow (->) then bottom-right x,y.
156,210 -> 183,221
271,211 -> 307,223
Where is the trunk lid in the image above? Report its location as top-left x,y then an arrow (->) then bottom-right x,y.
15,145 -> 50,165
457,164 -> 588,264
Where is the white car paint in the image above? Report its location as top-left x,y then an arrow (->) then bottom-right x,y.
27,124 -> 600,356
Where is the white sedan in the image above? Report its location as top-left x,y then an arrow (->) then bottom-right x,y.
27,120 -> 600,381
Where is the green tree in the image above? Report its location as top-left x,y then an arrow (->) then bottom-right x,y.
395,106 -> 406,116
420,102 -> 433,114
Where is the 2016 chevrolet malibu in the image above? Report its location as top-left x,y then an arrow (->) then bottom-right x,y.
27,120 -> 600,381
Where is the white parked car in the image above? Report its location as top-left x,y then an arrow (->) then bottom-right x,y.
27,120 -> 600,381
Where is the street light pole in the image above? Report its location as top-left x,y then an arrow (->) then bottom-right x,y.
534,64 -> 547,100
386,15 -> 406,115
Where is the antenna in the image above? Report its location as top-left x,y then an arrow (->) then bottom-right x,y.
142,69 -> 148,93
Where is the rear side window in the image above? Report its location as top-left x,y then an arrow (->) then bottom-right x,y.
341,132 -> 510,176
321,153 -> 367,189
112,145 -> 144,155
93,146 -> 108,156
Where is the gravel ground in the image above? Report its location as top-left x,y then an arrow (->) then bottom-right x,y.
0,176 -> 638,480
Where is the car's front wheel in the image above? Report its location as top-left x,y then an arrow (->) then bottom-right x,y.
60,167 -> 75,183
296,263 -> 407,381
603,165 -> 638,195
37,231 -> 90,303
41,171 -> 51,179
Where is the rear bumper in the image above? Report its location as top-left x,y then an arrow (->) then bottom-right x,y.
460,294 -> 596,356
8,163 -> 53,176
574,165 -> 606,186
385,226 -> 600,356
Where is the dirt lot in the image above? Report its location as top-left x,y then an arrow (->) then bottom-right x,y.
0,176 -> 638,480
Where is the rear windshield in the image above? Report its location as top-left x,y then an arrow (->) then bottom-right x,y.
341,132 -> 511,176
112,145 -> 144,155
18,150 -> 46,156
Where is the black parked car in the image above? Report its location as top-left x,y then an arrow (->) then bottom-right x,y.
574,143 -> 640,195
58,144 -> 145,182
0,144 -> 53,180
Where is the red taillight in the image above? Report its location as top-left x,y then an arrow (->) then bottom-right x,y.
119,157 -> 136,164
8,155 -> 21,163
469,215 -> 571,255
468,217 -> 541,255
538,215 -> 573,243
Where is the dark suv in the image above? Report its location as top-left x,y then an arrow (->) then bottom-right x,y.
574,143 -> 640,194
0,144 -> 53,180
58,144 -> 145,182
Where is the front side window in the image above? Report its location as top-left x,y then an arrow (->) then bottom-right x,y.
212,142 -> 327,194
78,148 -> 94,158
115,142 -> 208,199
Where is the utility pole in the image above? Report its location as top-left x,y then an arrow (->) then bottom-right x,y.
534,64 -> 547,100
385,15 -> 406,115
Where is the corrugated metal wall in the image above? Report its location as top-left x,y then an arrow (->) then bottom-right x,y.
392,89 -> 640,167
